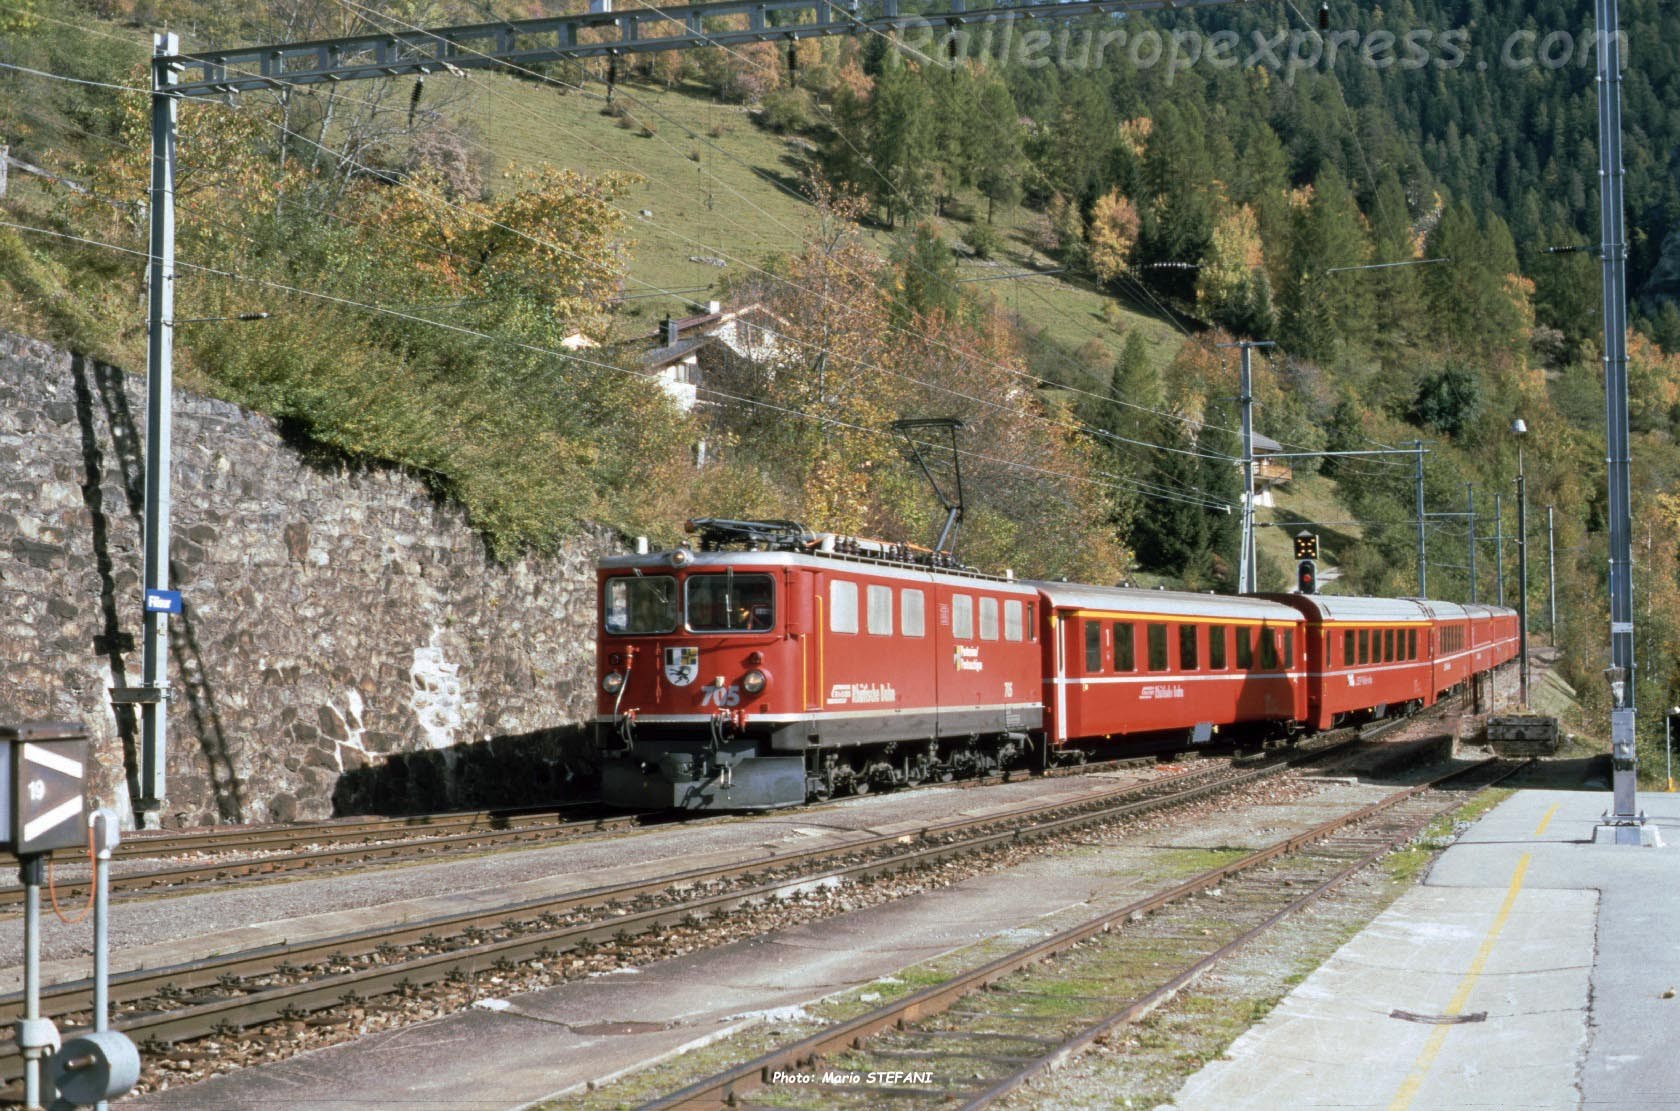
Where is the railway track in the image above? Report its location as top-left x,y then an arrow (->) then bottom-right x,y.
0,715 -> 1399,909
0,805 -> 654,910
638,756 -> 1517,1110
0,727 -> 1386,1089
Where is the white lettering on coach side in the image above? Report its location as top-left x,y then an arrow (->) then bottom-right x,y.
1139,685 -> 1186,701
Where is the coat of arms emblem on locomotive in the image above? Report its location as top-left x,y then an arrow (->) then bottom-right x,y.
664,646 -> 700,686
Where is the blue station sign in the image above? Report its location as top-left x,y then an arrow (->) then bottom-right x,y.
143,589 -> 183,615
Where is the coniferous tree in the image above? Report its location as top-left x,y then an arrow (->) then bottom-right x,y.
1280,167 -> 1372,361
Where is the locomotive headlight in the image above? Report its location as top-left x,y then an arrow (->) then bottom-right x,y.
602,671 -> 626,695
741,668 -> 768,695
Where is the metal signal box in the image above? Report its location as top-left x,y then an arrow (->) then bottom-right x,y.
0,723 -> 90,856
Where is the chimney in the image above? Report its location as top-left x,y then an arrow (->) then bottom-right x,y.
663,314 -> 678,346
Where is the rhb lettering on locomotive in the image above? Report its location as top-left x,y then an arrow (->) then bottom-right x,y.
829,683 -> 897,705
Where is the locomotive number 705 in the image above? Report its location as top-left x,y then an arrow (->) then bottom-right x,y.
700,683 -> 743,708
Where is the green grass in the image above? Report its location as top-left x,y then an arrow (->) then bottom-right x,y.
1385,788 -> 1514,883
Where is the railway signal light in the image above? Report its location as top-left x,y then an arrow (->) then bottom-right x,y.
1297,559 -> 1318,595
1293,533 -> 1320,560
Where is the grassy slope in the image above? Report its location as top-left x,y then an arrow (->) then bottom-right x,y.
463,75 -> 1182,374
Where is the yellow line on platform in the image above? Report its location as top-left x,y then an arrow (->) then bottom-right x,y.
1387,852 -> 1532,1111
1534,803 -> 1560,837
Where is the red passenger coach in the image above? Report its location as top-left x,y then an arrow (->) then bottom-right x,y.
1036,585 -> 1308,751
1266,596 -> 1435,729
596,520 -> 1042,810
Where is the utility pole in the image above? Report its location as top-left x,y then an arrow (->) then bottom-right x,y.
1415,440 -> 1427,597
1516,445 -> 1530,707
1494,493 -> 1505,606
1466,484 -> 1477,604
1219,339 -> 1273,594
1547,505 -> 1558,641
1593,0 -> 1645,840
136,33 -> 179,831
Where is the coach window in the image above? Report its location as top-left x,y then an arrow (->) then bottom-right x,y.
1358,628 -> 1370,664
1408,629 -> 1418,659
952,594 -> 974,639
1235,626 -> 1253,669
1179,625 -> 1199,670
1113,623 -> 1135,671
1282,630 -> 1294,669
1383,629 -> 1395,662
1147,623 -> 1169,671
902,589 -> 926,637
687,573 -> 775,632
867,584 -> 893,636
1085,621 -> 1102,672
1209,625 -> 1227,670
828,579 -> 858,634
979,596 -> 1000,641
1259,628 -> 1279,671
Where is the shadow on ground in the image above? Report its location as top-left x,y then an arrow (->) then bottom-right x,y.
330,726 -> 599,816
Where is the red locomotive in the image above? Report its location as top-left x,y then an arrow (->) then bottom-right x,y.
595,519 -> 1520,810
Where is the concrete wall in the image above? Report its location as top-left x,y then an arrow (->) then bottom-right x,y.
0,331 -> 618,826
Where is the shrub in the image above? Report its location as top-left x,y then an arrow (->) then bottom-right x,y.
965,221 -> 1003,261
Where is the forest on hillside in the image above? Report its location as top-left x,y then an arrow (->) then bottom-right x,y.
4,0 -> 1680,763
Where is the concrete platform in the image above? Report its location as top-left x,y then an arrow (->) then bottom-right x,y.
1169,787 -> 1680,1111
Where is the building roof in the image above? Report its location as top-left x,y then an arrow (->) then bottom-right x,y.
638,336 -> 710,369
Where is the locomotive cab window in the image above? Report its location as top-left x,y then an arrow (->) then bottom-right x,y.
1209,626 -> 1227,670
866,585 -> 893,636
979,597 -> 1000,641
604,575 -> 678,635
1147,623 -> 1169,671
902,589 -> 926,637
828,580 -> 858,634
1113,623 -> 1135,671
952,594 -> 974,639
1179,625 -> 1199,670
687,573 -> 775,632
1085,621 -> 1102,672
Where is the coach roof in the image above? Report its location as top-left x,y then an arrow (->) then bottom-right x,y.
1029,583 -> 1303,623
1264,594 -> 1433,624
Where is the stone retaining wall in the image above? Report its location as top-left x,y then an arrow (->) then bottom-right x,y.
0,331 -> 619,825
